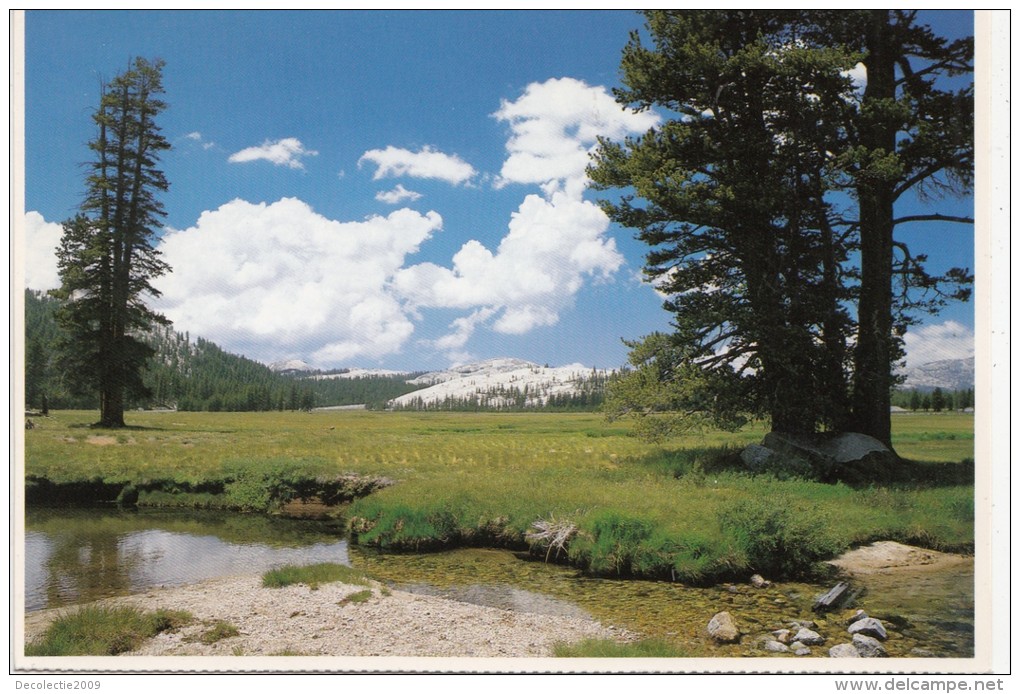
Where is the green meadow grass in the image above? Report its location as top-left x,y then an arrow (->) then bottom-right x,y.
24,410 -> 975,582
25,605 -> 191,656
262,562 -> 371,589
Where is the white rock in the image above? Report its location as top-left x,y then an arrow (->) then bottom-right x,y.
848,617 -> 888,641
852,633 -> 889,657
829,643 -> 861,658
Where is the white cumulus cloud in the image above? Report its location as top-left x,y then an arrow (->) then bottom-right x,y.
902,320 -> 975,370
492,76 -> 660,197
389,78 -> 657,354
358,145 -> 476,185
151,197 -> 442,365
22,211 -> 63,290
375,184 -> 423,205
393,190 -> 623,335
228,137 -> 318,169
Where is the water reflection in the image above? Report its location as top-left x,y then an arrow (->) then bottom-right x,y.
25,507 -> 349,612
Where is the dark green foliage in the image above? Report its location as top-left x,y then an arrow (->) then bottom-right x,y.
602,332 -> 749,441
591,11 -> 973,445
836,10 -> 974,445
589,11 -> 858,436
889,385 -> 975,412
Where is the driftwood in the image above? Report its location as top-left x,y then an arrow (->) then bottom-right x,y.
813,581 -> 852,612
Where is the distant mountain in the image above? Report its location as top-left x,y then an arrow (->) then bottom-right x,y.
899,357 -> 975,392
390,358 -> 608,410
407,357 -> 541,386
26,289 -> 604,412
268,359 -> 314,374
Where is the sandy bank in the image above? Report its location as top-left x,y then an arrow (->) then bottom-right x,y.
827,540 -> 972,576
24,574 -> 633,658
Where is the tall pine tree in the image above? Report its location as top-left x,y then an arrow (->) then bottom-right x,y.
592,11 -> 973,446
590,11 -> 858,435
53,58 -> 171,428
829,11 -> 974,445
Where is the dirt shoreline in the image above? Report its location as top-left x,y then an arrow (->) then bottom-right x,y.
24,574 -> 634,658
827,540 -> 972,576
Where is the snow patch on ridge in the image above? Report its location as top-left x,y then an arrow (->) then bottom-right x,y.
391,358 -> 606,408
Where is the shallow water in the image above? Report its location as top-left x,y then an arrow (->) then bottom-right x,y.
22,508 -> 974,658
24,507 -> 349,612
351,546 -> 975,658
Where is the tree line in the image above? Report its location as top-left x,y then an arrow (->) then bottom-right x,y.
24,290 -> 428,413
891,387 -> 974,413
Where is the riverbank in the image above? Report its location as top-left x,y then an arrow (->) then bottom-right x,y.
24,573 -> 635,657
23,411 -> 975,586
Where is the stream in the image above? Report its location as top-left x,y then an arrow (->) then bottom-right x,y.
23,506 -> 974,658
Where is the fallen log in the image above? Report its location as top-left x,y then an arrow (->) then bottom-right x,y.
813,581 -> 852,612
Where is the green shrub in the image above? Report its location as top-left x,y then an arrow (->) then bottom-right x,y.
633,532 -> 734,585
717,496 -> 847,579
262,562 -> 370,589
353,503 -> 461,551
569,512 -> 654,576
337,589 -> 374,606
25,605 -> 191,656
195,621 -> 239,645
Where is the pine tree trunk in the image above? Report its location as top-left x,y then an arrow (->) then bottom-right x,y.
850,10 -> 896,447
99,378 -> 126,428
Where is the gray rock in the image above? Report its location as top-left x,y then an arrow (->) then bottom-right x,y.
794,627 -> 825,646
762,431 -> 898,480
847,609 -> 868,625
707,611 -> 741,643
789,619 -> 817,630
772,628 -> 792,644
742,440 -> 815,477
848,617 -> 888,641
740,444 -> 777,472
794,645 -> 812,656
763,639 -> 790,653
852,634 -> 889,658
750,573 -> 771,588
829,643 -> 861,658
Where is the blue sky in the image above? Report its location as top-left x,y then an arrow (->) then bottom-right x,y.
20,10 -> 979,372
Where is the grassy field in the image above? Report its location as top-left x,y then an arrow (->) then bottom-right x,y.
22,410 -> 974,583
